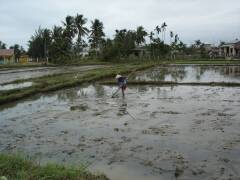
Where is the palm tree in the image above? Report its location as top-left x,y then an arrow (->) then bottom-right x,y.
62,15 -> 76,45
155,25 -> 161,35
149,31 -> 154,43
0,41 -> 6,49
170,31 -> 174,44
194,40 -> 202,48
51,26 -> 69,58
174,34 -> 179,43
74,14 -> 89,43
136,26 -> 148,46
52,26 -> 63,41
89,19 -> 105,56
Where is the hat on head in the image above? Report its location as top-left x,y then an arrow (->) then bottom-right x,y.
115,74 -> 122,79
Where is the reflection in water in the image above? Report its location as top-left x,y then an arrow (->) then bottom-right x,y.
117,98 -> 128,116
131,65 -> 240,83
0,82 -> 33,91
56,85 -> 106,102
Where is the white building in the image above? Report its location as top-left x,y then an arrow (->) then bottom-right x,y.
219,39 -> 240,59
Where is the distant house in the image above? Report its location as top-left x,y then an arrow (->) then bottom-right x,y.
132,46 -> 150,57
0,49 -> 15,64
219,39 -> 240,59
19,54 -> 30,64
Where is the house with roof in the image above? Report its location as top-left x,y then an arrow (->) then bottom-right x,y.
219,39 -> 240,59
0,49 -> 15,64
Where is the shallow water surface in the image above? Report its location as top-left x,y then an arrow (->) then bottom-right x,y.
0,82 -> 33,91
0,84 -> 240,180
130,65 -> 240,83
0,65 -> 106,84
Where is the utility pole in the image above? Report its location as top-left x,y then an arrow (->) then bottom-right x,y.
44,38 -> 48,64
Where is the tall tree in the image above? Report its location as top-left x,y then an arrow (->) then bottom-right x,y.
155,25 -> 161,35
10,44 -> 21,61
28,27 -> 52,59
62,15 -> 76,50
149,31 -> 154,43
136,26 -> 148,46
50,26 -> 69,62
74,14 -> 89,55
194,40 -> 202,48
0,41 -> 6,49
89,19 -> 105,56
74,14 -> 88,42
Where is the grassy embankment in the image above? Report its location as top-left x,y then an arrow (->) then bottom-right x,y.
101,80 -> 240,87
1,59 -> 240,70
0,63 -> 155,105
0,154 -> 108,180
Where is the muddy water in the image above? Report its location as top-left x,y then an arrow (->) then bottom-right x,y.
0,65 -> 106,84
0,84 -> 240,180
130,65 -> 240,83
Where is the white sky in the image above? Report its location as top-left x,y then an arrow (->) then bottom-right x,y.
0,0 -> 240,49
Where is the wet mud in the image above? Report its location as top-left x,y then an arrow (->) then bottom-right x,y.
0,83 -> 240,180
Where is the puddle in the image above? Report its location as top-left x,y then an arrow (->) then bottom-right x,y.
130,65 -> 240,83
0,84 -> 240,180
0,82 -> 33,91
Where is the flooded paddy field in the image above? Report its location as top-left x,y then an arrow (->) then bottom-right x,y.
131,65 -> 240,83
0,65 -> 106,84
0,82 -> 33,91
1,82 -> 240,179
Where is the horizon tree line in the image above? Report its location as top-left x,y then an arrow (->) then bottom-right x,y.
2,13 -> 221,63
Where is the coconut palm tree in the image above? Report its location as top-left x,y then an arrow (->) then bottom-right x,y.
74,14 -> 89,43
89,19 -> 105,57
194,40 -> 202,48
0,41 -> 6,49
170,31 -> 174,44
52,26 -> 63,41
155,25 -> 161,35
149,31 -> 154,43
62,15 -> 76,45
136,26 -> 148,46
174,34 -> 179,43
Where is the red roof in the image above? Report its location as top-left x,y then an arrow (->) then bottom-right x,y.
0,49 -> 14,56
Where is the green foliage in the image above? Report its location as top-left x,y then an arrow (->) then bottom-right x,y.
26,14 -> 216,63
89,19 -> 105,57
9,44 -> 25,61
0,41 -> 7,49
28,27 -> 52,59
136,26 -> 148,46
0,154 -> 108,180
28,14 -> 89,64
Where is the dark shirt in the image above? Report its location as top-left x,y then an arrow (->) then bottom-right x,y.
117,77 -> 127,87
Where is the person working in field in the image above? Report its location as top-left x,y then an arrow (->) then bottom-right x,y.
115,74 -> 127,97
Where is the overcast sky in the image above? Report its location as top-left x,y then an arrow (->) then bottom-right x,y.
0,0 -> 240,48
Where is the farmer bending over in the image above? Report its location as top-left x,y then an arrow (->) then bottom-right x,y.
116,74 -> 127,97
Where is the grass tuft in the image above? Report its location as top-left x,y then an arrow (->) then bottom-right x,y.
0,154 -> 108,180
